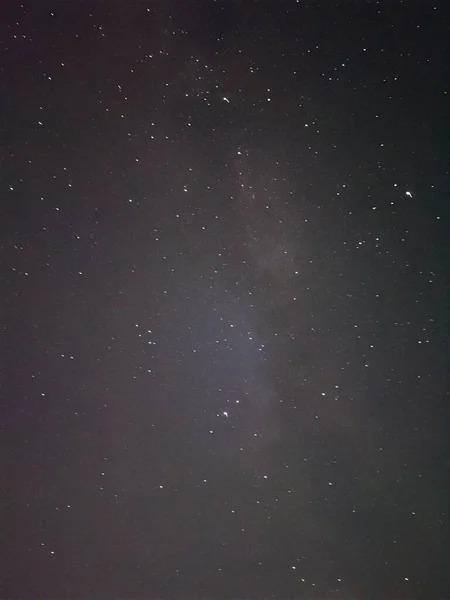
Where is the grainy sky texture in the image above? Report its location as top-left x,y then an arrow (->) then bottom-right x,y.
2,1 -> 448,599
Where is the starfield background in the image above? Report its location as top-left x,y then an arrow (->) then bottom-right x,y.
1,1 -> 448,599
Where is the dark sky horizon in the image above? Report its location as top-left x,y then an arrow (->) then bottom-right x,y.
2,1 -> 448,598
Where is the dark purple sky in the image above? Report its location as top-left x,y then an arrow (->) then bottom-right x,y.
2,1 -> 448,598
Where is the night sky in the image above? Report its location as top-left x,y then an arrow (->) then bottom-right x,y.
2,1 -> 449,599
